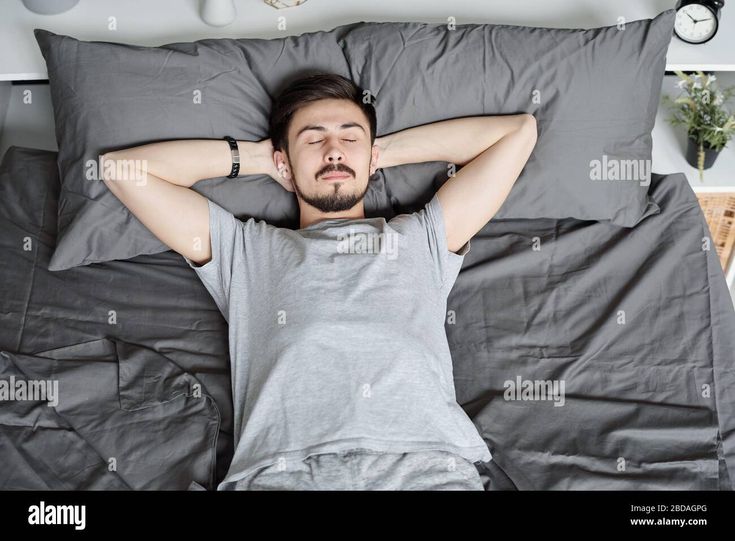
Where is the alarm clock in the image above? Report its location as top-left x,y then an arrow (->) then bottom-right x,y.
674,0 -> 725,44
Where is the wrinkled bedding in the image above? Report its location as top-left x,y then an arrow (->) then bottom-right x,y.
446,170 -> 735,490
0,146 -> 733,490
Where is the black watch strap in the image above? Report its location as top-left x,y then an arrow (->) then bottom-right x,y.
224,136 -> 240,178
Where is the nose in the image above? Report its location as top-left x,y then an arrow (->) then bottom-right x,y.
326,148 -> 344,163
319,141 -> 353,178
323,149 -> 348,175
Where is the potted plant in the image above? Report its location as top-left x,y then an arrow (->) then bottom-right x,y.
662,71 -> 735,181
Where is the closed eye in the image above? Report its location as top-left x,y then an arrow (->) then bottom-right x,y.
309,139 -> 357,145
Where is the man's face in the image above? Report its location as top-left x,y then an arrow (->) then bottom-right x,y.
275,98 -> 378,213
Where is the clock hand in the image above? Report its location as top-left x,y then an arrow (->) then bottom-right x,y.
686,12 -> 697,23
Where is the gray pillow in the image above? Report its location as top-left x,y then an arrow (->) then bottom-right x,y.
35,26 -> 393,271
342,9 -> 675,223
34,9 -> 675,271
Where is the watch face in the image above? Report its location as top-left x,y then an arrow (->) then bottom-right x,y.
675,4 -> 718,43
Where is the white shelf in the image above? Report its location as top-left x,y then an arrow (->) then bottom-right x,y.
2,0 -> 734,81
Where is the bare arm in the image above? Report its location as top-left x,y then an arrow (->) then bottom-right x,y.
375,114 -> 537,252
102,138 -> 281,188
101,138 -> 284,265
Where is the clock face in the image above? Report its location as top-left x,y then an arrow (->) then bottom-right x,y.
675,4 -> 718,43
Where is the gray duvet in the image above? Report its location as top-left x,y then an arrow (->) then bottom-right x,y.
0,146 -> 733,490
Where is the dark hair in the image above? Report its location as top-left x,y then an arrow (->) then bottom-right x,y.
269,73 -> 377,155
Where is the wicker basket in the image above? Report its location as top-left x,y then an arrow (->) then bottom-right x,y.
696,193 -> 735,272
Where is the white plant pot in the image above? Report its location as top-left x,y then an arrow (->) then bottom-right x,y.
22,0 -> 80,15
200,0 -> 237,27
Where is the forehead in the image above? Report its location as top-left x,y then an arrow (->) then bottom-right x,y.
290,99 -> 367,139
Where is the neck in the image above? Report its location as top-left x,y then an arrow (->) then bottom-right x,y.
299,201 -> 365,229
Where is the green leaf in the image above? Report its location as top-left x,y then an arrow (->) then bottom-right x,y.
674,70 -> 692,84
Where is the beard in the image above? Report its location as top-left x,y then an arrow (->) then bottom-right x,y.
294,178 -> 370,212
289,154 -> 370,212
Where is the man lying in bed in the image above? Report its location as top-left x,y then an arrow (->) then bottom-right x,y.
101,73 -> 537,491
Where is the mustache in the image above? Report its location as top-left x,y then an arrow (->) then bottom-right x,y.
317,164 -> 354,178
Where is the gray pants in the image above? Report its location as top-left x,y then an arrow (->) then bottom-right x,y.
232,448 -> 486,491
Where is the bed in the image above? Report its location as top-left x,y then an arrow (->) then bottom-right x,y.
1,8 -> 734,491
0,144 -> 732,490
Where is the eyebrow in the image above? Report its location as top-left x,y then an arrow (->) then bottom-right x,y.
295,122 -> 366,140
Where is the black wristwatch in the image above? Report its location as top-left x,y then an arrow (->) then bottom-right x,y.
224,136 -> 240,178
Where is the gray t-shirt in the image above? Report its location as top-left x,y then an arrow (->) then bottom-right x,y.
184,193 -> 492,490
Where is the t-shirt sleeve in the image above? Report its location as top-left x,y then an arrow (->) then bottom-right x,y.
393,192 -> 471,294
182,198 -> 242,322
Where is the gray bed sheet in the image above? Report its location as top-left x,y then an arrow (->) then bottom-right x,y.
448,171 -> 735,490
0,146 -> 733,490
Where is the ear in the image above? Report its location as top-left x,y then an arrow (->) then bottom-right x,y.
370,142 -> 379,176
274,149 -> 292,181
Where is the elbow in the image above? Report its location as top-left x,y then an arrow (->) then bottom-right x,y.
520,113 -> 537,136
520,114 -> 538,150
100,153 -> 124,197
100,152 -> 130,189
100,153 -> 115,183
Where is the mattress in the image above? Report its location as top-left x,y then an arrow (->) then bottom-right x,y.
0,146 -> 733,490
